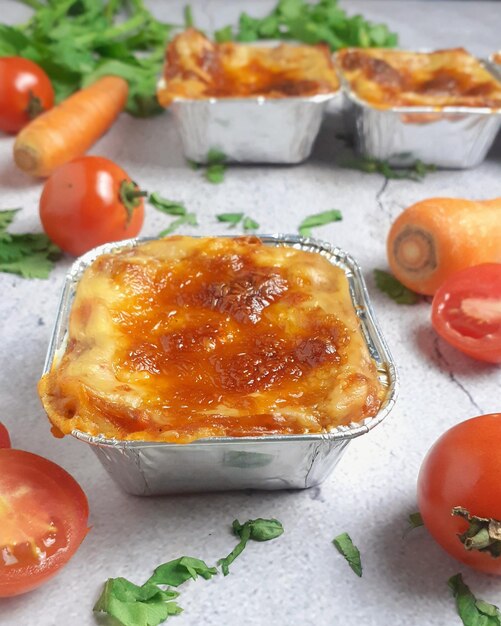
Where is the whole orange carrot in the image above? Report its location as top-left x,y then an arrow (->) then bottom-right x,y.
13,76 -> 128,177
387,197 -> 501,295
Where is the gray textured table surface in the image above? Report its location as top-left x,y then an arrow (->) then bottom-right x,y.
1,1 -> 501,625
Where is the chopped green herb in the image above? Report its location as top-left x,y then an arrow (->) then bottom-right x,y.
148,557 -> 217,587
158,213 -> 198,237
149,193 -> 187,216
449,573 -> 501,626
217,0 -> 397,50
216,213 -> 259,231
242,216 -> 259,231
408,512 -> 424,530
0,210 -> 61,279
341,156 -> 436,181
333,532 -> 362,577
214,25 -> 233,43
94,578 -> 181,626
298,209 -> 342,238
218,518 -> 284,576
183,5 -> 194,28
216,212 -> 244,227
1,1 -> 175,117
204,149 -> 227,184
374,269 -> 421,305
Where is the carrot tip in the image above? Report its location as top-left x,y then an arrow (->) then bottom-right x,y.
393,226 -> 437,275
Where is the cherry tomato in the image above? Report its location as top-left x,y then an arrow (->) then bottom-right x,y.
0,449 -> 89,596
0,423 -> 11,448
418,414 -> 501,574
39,156 -> 145,256
431,263 -> 501,363
0,57 -> 55,134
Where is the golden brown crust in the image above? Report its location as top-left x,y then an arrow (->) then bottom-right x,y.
39,237 -> 384,443
337,47 -> 501,109
157,29 -> 339,106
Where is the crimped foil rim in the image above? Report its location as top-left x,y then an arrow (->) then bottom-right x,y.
43,234 -> 398,448
333,50 -> 501,115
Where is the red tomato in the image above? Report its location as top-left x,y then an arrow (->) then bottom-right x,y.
0,449 -> 89,596
39,156 -> 145,256
431,263 -> 501,363
418,414 -> 501,574
0,423 -> 11,448
0,57 -> 55,134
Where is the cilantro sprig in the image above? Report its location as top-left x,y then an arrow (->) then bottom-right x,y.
374,269 -> 421,305
216,212 -> 259,232
215,0 -> 398,50
1,0 -> 175,116
94,556 -> 216,626
332,532 -> 362,577
218,518 -> 284,576
148,193 -> 198,237
340,155 -> 437,182
449,574 -> 501,626
0,209 -> 61,279
298,209 -> 342,238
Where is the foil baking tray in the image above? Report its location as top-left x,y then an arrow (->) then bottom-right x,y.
42,235 -> 398,496
162,90 -> 340,164
334,54 -> 501,169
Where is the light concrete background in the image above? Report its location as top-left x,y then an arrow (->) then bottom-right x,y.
1,1 -> 501,625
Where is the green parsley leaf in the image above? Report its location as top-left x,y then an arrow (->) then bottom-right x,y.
0,209 -> 20,236
242,216 -> 259,231
332,532 -> 362,578
218,518 -> 284,576
207,149 -> 226,165
374,269 -> 420,305
216,213 -> 244,226
448,573 -> 501,626
408,512 -> 424,530
148,557 -> 217,587
158,213 -> 198,237
205,164 -> 226,184
0,212 -> 61,279
217,0 -> 397,51
149,193 -> 187,216
214,25 -> 233,43
94,578 -> 182,626
298,210 -> 342,238
341,156 -> 436,181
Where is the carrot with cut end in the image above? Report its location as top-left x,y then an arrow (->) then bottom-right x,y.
387,197 -> 501,295
13,76 -> 128,177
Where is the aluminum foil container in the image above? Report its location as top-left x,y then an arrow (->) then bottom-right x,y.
335,56 -> 501,169
160,81 -> 340,164
42,235 -> 398,496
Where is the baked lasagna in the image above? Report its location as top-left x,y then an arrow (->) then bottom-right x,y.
337,47 -> 501,109
157,28 -> 339,106
39,237 -> 384,443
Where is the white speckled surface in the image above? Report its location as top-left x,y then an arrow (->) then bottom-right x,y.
1,1 -> 501,625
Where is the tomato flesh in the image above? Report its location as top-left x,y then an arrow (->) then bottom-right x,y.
0,449 -> 89,596
431,263 -> 501,363
39,156 -> 145,256
418,413 -> 501,575
0,57 -> 54,134
0,423 -> 10,448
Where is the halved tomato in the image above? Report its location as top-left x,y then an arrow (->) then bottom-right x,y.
431,263 -> 501,363
0,449 -> 89,597
0,423 -> 10,448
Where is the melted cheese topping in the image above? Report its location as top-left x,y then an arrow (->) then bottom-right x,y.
337,47 -> 501,109
39,237 -> 384,443
157,29 -> 339,107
